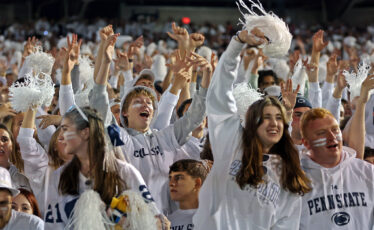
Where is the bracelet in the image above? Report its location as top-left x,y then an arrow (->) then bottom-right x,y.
235,31 -> 245,44
128,58 -> 133,62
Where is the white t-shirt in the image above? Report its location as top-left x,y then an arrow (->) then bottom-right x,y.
2,210 -> 44,230
168,209 -> 196,230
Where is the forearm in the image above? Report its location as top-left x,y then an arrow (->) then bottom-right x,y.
61,68 -> 72,85
96,59 -> 111,85
94,42 -> 105,81
177,83 -> 191,109
21,108 -> 36,129
348,100 -> 366,159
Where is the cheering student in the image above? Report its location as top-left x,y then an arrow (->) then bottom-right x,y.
193,29 -> 311,229
299,74 -> 374,229
89,25 -> 209,214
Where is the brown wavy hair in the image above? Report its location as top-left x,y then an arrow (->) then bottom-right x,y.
47,127 -> 65,170
236,96 -> 311,195
58,107 -> 124,204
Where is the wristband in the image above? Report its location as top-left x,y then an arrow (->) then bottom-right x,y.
128,58 -> 133,62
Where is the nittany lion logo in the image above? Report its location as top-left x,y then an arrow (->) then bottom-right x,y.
331,212 -> 350,226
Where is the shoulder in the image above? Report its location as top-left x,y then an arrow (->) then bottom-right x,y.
11,210 -> 44,229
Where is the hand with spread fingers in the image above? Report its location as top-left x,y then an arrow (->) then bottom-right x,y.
166,50 -> 193,74
281,79 -> 300,112
62,34 -> 82,74
326,53 -> 339,83
23,36 -> 39,58
36,114 -> 62,129
114,50 -> 131,72
312,30 -> 329,53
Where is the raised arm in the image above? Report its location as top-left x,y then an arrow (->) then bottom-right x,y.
59,34 -> 81,115
90,33 -> 119,127
326,72 -> 346,123
346,74 -> 374,159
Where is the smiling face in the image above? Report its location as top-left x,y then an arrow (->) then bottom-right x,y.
302,115 -> 343,167
256,105 -> 284,153
123,94 -> 154,133
0,129 -> 12,168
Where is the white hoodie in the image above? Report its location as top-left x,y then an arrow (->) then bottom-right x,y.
300,147 -> 374,229
193,38 -> 302,230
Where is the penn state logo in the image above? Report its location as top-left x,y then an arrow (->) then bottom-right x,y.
331,212 -> 350,226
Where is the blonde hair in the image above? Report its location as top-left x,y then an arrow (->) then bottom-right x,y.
300,108 -> 334,138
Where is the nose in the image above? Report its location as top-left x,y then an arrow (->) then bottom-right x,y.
326,130 -> 336,140
269,117 -> 277,126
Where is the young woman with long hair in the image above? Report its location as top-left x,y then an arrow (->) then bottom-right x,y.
193,30 -> 311,230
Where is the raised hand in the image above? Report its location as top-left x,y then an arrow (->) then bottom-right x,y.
336,72 -> 347,90
281,79 -> 300,111
166,50 -> 193,74
312,30 -> 329,53
114,50 -> 131,71
167,22 -> 190,50
358,74 -> 374,104
326,53 -> 338,77
189,33 -> 205,50
63,34 -> 82,73
237,28 -> 267,47
23,36 -> 39,57
36,114 -> 62,129
128,36 -> 143,59
104,33 -> 120,63
99,25 -> 114,42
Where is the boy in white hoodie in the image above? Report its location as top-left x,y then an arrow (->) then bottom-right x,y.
299,75 -> 374,229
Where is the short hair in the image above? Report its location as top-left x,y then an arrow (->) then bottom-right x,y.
0,188 -> 12,196
169,159 -> 211,183
177,98 -> 193,118
122,88 -> 156,126
258,70 -> 278,87
300,108 -> 334,138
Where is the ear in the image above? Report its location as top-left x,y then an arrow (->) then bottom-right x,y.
302,138 -> 311,150
194,178 -> 202,190
79,127 -> 90,141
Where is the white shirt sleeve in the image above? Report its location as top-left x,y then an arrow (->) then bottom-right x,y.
326,96 -> 341,123
59,84 -> 75,116
307,82 -> 322,108
152,89 -> 179,131
321,82 -> 334,108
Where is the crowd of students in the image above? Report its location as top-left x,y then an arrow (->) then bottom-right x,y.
0,4 -> 373,229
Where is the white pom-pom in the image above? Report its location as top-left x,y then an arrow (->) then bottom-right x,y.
78,55 -> 94,86
291,59 -> 307,95
25,49 -> 55,75
9,73 -> 55,112
343,36 -> 356,48
117,190 -> 158,230
65,190 -> 109,230
151,54 -> 167,82
263,85 -> 281,97
343,61 -> 371,100
237,0 -> 292,57
270,58 -> 289,81
233,82 -> 263,122
197,46 -> 213,62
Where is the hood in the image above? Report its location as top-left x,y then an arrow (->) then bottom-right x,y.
119,85 -> 158,128
301,146 -> 356,171
130,69 -> 155,87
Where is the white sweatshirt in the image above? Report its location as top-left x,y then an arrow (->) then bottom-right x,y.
89,84 -> 207,214
300,147 -> 374,229
17,127 -> 54,216
193,38 -> 302,230
3,210 -> 44,230
41,159 -> 158,230
168,209 -> 196,230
